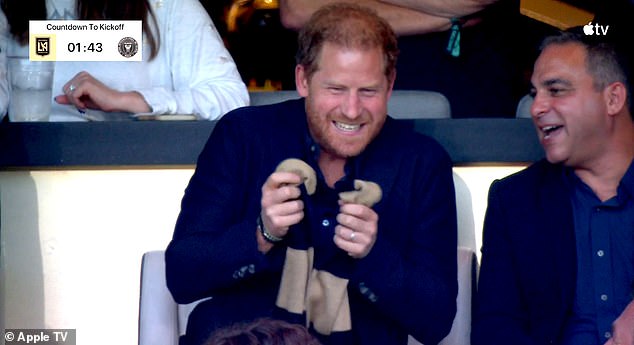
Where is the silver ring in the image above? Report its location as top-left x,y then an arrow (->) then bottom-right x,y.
69,84 -> 76,92
349,232 -> 356,241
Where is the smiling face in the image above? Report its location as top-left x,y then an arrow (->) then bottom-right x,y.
530,42 -> 611,167
296,42 -> 393,160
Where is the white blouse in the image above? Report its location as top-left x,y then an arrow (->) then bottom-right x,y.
0,0 -> 249,121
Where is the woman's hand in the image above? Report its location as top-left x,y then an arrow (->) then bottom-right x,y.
55,71 -> 151,113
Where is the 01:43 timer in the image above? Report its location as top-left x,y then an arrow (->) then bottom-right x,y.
67,42 -> 103,53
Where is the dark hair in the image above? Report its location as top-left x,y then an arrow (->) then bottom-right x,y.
205,318 -> 322,345
540,31 -> 632,115
295,2 -> 398,83
1,0 -> 160,59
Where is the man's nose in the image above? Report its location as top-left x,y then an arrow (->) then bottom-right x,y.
342,92 -> 362,119
530,93 -> 549,119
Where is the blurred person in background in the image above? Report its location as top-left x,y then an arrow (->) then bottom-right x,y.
0,0 -> 248,121
280,0 -> 526,118
205,318 -> 322,345
0,12 -> 7,116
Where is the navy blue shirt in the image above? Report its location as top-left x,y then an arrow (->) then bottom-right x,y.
563,162 -> 634,345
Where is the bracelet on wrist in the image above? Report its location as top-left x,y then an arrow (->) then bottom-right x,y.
257,214 -> 283,243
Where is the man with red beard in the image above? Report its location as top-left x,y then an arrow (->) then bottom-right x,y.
472,32 -> 634,345
166,3 -> 457,345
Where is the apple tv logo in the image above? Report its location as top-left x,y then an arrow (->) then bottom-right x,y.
583,22 -> 610,36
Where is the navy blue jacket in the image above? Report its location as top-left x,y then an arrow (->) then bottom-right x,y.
472,160 -> 577,345
166,99 -> 457,345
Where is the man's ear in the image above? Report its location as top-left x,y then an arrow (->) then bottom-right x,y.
605,81 -> 627,116
387,70 -> 396,99
295,65 -> 309,98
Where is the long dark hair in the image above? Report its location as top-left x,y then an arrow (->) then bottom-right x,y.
1,0 -> 160,59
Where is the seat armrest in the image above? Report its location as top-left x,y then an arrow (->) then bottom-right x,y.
138,251 -> 180,345
410,247 -> 477,345
438,247 -> 477,345
139,246 -> 477,345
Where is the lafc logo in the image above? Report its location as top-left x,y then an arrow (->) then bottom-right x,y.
35,37 -> 50,56
118,37 -> 138,58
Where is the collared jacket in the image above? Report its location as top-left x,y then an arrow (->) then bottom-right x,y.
472,160 -> 578,345
166,99 -> 457,345
473,159 -> 634,345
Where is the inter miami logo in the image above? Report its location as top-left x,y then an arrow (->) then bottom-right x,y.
118,37 -> 138,58
35,37 -> 50,56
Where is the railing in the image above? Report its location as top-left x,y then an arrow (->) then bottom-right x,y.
0,118 -> 543,169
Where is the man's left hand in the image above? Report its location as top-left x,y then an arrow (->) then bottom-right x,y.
604,300 -> 634,345
333,202 -> 378,258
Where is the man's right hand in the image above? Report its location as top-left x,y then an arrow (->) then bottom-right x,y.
258,171 -> 306,252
